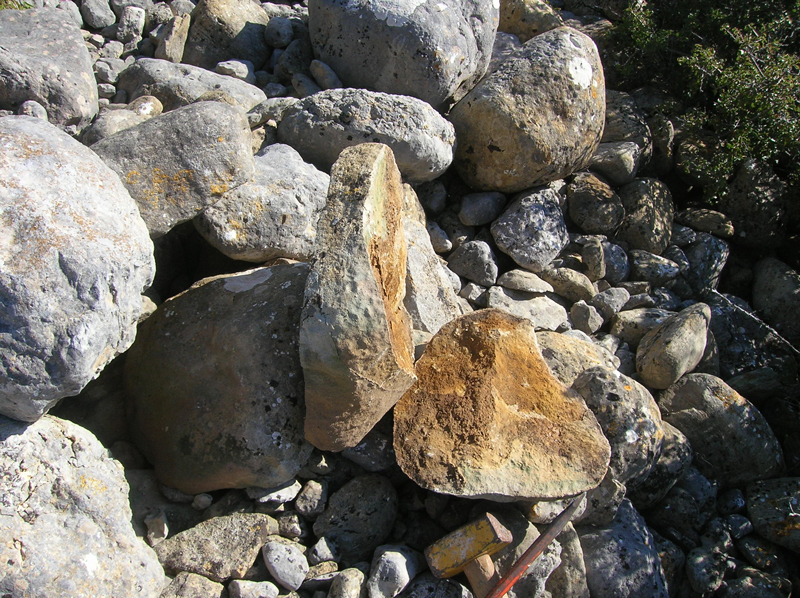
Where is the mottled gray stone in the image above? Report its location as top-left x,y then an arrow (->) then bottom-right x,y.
83,107 -> 148,145
0,416 -> 166,598
570,300 -> 603,334
310,59 -> 343,90
277,88 -> 455,184
544,523 -> 589,598
629,249 -> 680,288
588,287 -> 630,321
497,269 -> 554,293
263,541 -> 309,591
486,286 -> 569,331
685,547 -> 727,595
539,267 -> 596,303
367,545 -> 425,598
195,144 -> 329,262
458,192 -> 507,226
117,5 -> 145,42
588,141 -> 642,186
450,27 -> 604,193
160,572 -> 226,598
684,232 -> 729,296
491,187 -> 569,272
228,580 -> 280,598
536,330 -> 619,386
126,264 -> 314,493
309,0 -> 497,110
264,16 -> 294,48
153,13 -> 191,62
117,58 -> 267,111
329,568 -> 368,598
615,178 -> 674,255
752,257 -> 800,345
602,241 -> 630,285
92,101 -> 255,238
746,478 -> 800,554
659,374 -> 785,485
567,173 -> 625,236
216,59 -> 257,84
0,117 -> 153,422
82,0 -> 117,28
397,574 -> 472,598
0,8 -> 99,131
447,240 -> 499,287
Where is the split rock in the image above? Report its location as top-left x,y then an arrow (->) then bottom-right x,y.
300,144 -> 416,452
449,27 -> 605,193
92,101 -> 254,238
0,116 -> 154,422
194,144 -> 330,262
125,263 -> 314,494
394,309 -> 611,501
0,415 -> 166,597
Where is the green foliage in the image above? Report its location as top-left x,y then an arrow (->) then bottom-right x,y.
0,0 -> 33,9
612,0 -> 800,200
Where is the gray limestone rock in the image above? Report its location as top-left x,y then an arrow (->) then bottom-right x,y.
588,141 -> 642,186
601,90 -> 652,161
659,374 -> 784,485
229,580 -> 279,598
264,16 -> 294,48
82,0 -> 117,28
567,173 -> 625,236
539,267 -> 596,303
458,192 -> 507,227
684,233 -> 729,297
588,287 -> 630,321
263,541 -> 310,591
117,58 -> 267,112
160,572 -> 227,598
450,26 -> 604,193
300,144 -> 416,452
154,513 -> 277,582
0,8 -> 99,131
615,178 -> 674,255
397,574 -> 472,598
92,101 -> 255,238
0,116 -> 154,422
277,89 -> 455,184
0,416 -> 167,597
182,0 -> 271,70
153,13 -> 191,63
309,0 -> 498,110
491,187 -> 569,272
544,523 -> 590,598
82,107 -> 148,145
329,567 -> 369,598
446,240 -> 499,287
125,264 -> 314,493
195,144 -> 329,262
313,475 -> 399,565
536,330 -> 619,386
610,308 -> 674,349
486,286 -> 569,331
497,270 -> 554,293
578,499 -> 669,598
367,545 -> 425,598
636,303 -> 711,389
570,300 -> 603,334
602,241 -> 630,285
628,249 -> 680,288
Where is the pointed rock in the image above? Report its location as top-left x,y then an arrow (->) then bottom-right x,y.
394,309 -> 610,501
300,144 -> 416,452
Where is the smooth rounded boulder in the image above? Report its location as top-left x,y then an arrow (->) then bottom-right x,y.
308,0 -> 498,110
449,26 -> 605,193
0,117 -> 154,422
394,309 -> 611,501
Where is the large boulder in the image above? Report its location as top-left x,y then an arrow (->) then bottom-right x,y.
117,58 -> 267,112
194,144 -> 330,262
0,117 -> 154,422
0,8 -> 98,131
125,263 -> 314,494
752,257 -> 800,345
394,309 -> 611,501
92,101 -> 254,238
277,89 -> 456,183
0,416 -> 167,597
449,27 -> 605,193
308,0 -> 498,110
300,144 -> 416,452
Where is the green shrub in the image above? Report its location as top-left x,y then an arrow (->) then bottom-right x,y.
0,0 -> 33,9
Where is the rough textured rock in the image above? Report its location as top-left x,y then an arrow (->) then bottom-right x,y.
195,144 -> 330,262
125,264 -> 314,494
588,141 -> 641,186
154,513 -> 277,582
92,101 -> 254,238
566,172 -> 625,236
615,178 -> 673,255
159,572 -> 227,598
0,416 -> 166,597
447,240 -> 499,287
536,330 -> 619,386
0,8 -> 99,131
182,0 -> 271,69
394,309 -> 611,501
485,286 -> 569,331
746,478 -> 800,554
609,308 -> 674,349
397,574 -> 472,598
658,374 -> 784,485
539,267 -> 595,303
683,233 -> 729,296
449,27 -> 605,193
491,187 -> 569,272
154,14 -> 191,63
0,116 -> 154,422
308,0 -> 498,110
627,421 -> 693,510
578,499 -> 669,598
752,257 -> 800,345
636,303 -> 711,389
313,475 -> 399,564
300,144 -> 416,452
277,89 -> 455,184
499,0 -> 563,42
82,108 -> 148,145
544,523 -> 590,598
117,58 -> 267,112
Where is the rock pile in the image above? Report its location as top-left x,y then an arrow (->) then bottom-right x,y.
1,0 -> 799,597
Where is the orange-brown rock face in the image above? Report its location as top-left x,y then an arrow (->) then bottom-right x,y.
394,309 -> 611,501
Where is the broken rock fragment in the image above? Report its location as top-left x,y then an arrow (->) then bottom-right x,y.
394,309 -> 610,501
300,144 -> 416,452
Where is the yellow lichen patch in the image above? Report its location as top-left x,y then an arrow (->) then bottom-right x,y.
79,474 -> 108,495
126,171 -> 141,185
210,183 -> 229,195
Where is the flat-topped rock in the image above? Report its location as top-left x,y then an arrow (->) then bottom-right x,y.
394,309 -> 610,501
300,144 -> 416,452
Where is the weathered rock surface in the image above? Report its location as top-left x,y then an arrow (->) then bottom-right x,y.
0,116 -> 154,422
92,101 -> 254,238
449,27 -> 605,193
0,8 -> 98,131
636,303 -> 710,389
499,0 -> 563,42
308,0 -> 498,110
545,523 -> 590,598
609,308 -> 674,349
615,178 -> 674,255
159,572 -> 227,598
746,477 -> 800,554
536,331 -> 619,386
300,144 -> 416,452
154,513 -> 277,581
752,257 -> 800,345
0,416 -> 166,597
566,172 -> 626,236
485,286 -> 569,331
117,58 -> 267,112
627,421 -> 692,510
195,144 -> 330,262
394,309 -> 611,501
658,374 -> 784,485
277,89 -> 456,184
125,264 -> 314,493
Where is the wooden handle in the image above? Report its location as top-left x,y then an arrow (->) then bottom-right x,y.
464,553 -> 499,598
